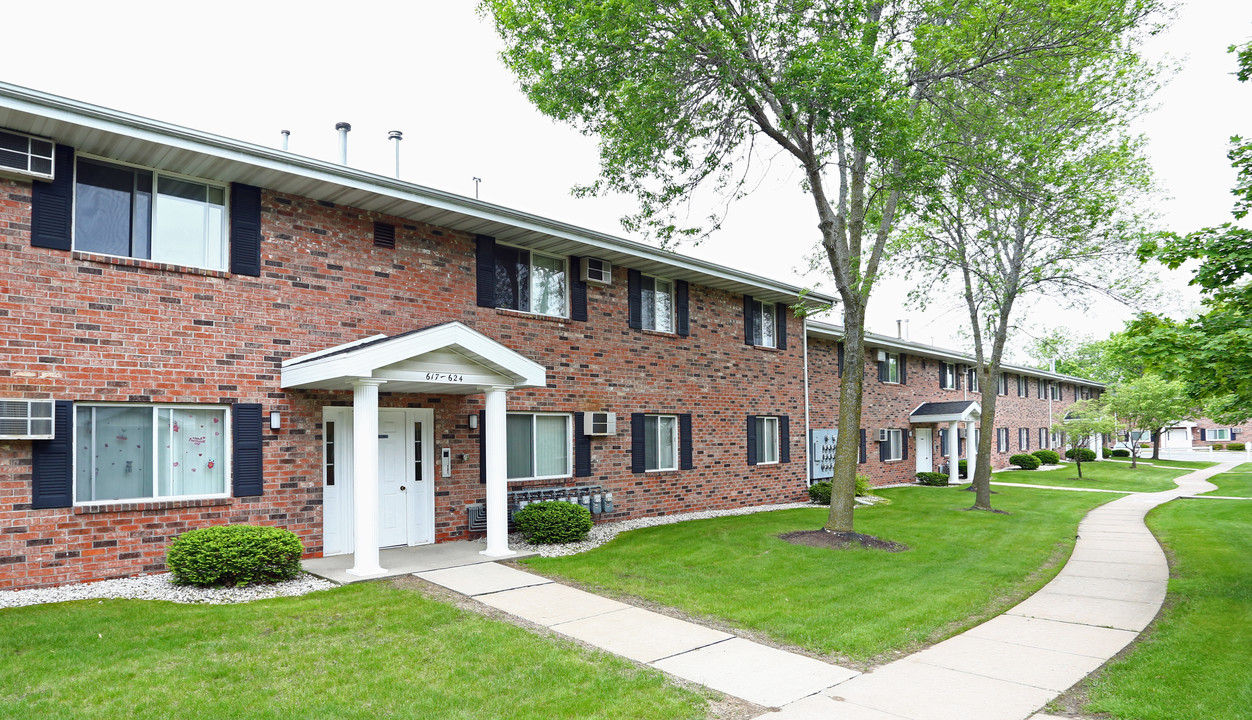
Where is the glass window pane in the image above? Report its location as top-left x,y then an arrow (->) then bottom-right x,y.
153,182 -> 223,269
654,280 -> 673,333
494,245 -> 526,311
76,159 -> 137,257
159,407 -> 227,497
531,254 -> 566,317
207,186 -> 225,206
641,276 -> 655,330
534,415 -> 569,477
658,416 -> 676,470
644,415 -> 659,470
158,176 -> 207,202
506,415 -> 533,479
759,304 -> 776,347
76,406 -> 153,502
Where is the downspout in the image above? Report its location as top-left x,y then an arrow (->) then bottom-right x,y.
803,315 -> 811,487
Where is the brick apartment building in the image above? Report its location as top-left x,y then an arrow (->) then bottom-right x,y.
0,83 -> 1100,590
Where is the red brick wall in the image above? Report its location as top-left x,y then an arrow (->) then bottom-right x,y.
1190,420 -> 1252,447
806,337 -> 1082,485
1,175 -> 808,589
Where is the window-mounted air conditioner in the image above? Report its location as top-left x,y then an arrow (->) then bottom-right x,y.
878,428 -> 891,442
580,257 -> 613,285
583,411 -> 617,436
0,129 -> 55,182
0,399 -> 55,439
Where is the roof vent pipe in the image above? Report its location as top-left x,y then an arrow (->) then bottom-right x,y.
388,130 -> 403,178
280,129 -> 290,151
335,122 -> 351,165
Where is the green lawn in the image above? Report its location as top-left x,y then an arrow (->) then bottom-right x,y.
1201,467 -> 1252,498
0,581 -> 709,720
993,461 -> 1190,492
1079,499 -> 1252,720
521,485 -> 1114,664
1105,458 -> 1219,470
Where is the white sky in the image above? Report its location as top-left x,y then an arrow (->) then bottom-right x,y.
5,1 -> 1250,358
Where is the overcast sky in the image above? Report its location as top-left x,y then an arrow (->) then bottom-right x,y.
6,1 -> 1250,358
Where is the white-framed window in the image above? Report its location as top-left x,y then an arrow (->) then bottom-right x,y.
1040,427 -> 1049,448
881,352 -> 902,383
754,416 -> 780,464
644,414 -> 678,471
1018,427 -> 1029,451
1209,428 -> 1232,441
750,300 -> 778,347
967,368 -> 979,392
1079,386 -> 1091,400
997,374 -> 1008,396
493,244 -> 567,317
1017,374 -> 1028,397
75,156 -> 228,271
505,412 -> 571,480
641,276 -> 675,333
883,429 -> 903,461
1050,382 -> 1061,400
75,404 -> 230,503
997,428 -> 1008,452
941,362 -> 957,390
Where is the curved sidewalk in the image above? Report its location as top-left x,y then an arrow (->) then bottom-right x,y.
417,462 -> 1232,720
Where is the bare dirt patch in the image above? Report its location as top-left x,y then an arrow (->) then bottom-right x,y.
777,529 -> 909,552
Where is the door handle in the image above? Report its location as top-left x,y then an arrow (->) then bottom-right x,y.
400,485 -> 406,491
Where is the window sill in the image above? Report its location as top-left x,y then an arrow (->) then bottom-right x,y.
752,344 -> 782,353
75,497 -> 233,515
645,467 -> 681,474
73,251 -> 231,279
493,307 -> 569,325
641,328 -> 678,338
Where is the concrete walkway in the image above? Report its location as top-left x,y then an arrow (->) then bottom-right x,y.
417,462 -> 1233,719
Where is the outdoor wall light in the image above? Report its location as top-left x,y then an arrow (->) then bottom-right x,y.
270,410 -> 282,430
468,414 -> 479,430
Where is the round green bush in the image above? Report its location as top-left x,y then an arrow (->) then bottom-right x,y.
1066,448 -> 1097,462
514,501 -> 593,544
166,524 -> 304,587
1031,449 -> 1060,465
1009,453 -> 1041,470
1228,442 -> 1246,451
958,459 -> 968,478
1110,448 -> 1131,457
855,474 -> 874,497
808,481 -> 832,505
916,471 -> 949,486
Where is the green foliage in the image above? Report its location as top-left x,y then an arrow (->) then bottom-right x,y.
1111,448 -> 1131,457
1228,442 -> 1246,451
958,459 -> 968,478
513,501 -> 593,544
1032,449 -> 1061,465
855,474 -> 875,497
1211,443 -> 1226,451
166,525 -> 303,588
808,481 -> 832,505
916,472 -> 950,486
1066,448 -> 1098,462
1103,375 -> 1197,463
1010,454 -> 1042,470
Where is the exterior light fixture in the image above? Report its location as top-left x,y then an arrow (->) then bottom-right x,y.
468,414 -> 479,430
270,410 -> 282,430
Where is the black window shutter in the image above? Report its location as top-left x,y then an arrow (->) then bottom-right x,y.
476,235 -> 497,308
631,413 -> 646,473
569,256 -> 588,322
940,429 -> 948,453
628,269 -> 643,329
900,354 -> 908,385
939,361 -> 947,388
956,366 -> 963,390
1074,385 -> 1079,401
1200,428 -> 1207,441
478,410 -> 487,483
229,184 -> 262,276
573,412 -> 591,477
859,429 -> 867,464
746,415 -> 758,465
31,400 -> 74,509
902,429 -> 909,461
232,403 -> 264,497
743,295 -> 755,345
675,280 -> 690,336
879,430 -> 888,462
779,416 -> 790,464
679,413 -> 693,470
878,357 -> 886,382
373,221 -> 396,249
31,144 -> 75,251
775,303 -> 788,350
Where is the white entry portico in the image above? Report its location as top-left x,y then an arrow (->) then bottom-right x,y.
910,401 -> 981,485
281,322 -> 546,578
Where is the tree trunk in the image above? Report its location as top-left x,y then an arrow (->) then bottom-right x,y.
825,302 -> 867,533
1076,457 -> 1083,479
973,365 -> 998,510
1151,430 -> 1161,461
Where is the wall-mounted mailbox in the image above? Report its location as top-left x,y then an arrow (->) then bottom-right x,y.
809,428 -> 838,480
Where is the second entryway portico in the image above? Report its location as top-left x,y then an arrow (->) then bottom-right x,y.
910,401 -> 981,485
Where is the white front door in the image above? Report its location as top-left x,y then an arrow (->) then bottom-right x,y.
915,427 -> 933,473
322,407 -> 435,556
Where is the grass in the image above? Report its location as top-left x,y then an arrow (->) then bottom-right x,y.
993,461 -> 1191,492
0,581 -> 709,720
1200,465 -> 1252,498
521,485 -> 1114,664
1108,458 -> 1220,470
1079,498 -> 1252,720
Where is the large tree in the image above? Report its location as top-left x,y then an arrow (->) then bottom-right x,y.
1103,374 -> 1195,467
485,0 -> 1167,532
897,15 -> 1158,510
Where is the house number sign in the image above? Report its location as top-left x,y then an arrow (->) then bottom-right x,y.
424,372 -> 466,383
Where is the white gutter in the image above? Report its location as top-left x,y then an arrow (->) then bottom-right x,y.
803,315 -> 811,486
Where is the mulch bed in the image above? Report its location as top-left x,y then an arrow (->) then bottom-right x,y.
778,529 -> 909,552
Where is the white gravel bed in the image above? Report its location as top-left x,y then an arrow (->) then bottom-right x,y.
509,501 -> 819,557
0,572 -> 335,610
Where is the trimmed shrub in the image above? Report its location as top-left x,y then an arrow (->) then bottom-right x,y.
916,471 -> 949,486
1111,448 -> 1131,457
1066,448 -> 1098,463
167,525 -> 304,588
514,501 -> 593,544
958,459 -> 968,478
1228,442 -> 1246,451
855,474 -> 874,497
1031,449 -> 1061,465
808,481 -> 832,505
1009,453 -> 1041,470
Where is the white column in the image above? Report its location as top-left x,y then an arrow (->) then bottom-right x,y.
948,420 -> 960,486
347,378 -> 387,578
965,421 -> 977,483
1089,433 -> 1100,458
481,386 -> 515,558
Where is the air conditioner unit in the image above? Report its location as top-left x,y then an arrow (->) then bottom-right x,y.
580,257 -> 612,285
878,428 -> 891,442
583,411 -> 617,436
957,428 -> 967,438
0,399 -> 55,439
0,129 -> 55,182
